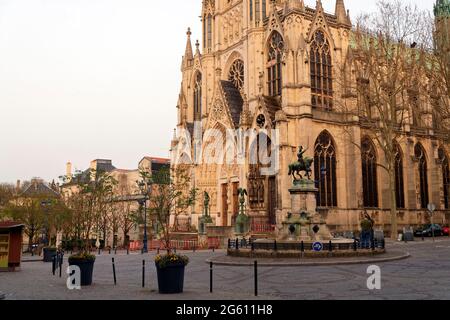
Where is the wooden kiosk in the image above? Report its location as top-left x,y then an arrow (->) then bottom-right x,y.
0,222 -> 24,272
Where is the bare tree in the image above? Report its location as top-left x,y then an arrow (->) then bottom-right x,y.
143,166 -> 197,252
115,185 -> 139,248
337,0 -> 433,239
0,183 -> 16,209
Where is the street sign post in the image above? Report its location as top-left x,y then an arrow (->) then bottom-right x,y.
427,204 -> 436,243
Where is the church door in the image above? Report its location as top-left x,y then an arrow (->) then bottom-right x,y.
268,176 -> 277,225
222,184 -> 229,227
232,182 -> 239,225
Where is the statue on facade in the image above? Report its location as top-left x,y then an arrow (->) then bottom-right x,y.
237,188 -> 248,215
203,191 -> 210,217
289,146 -> 314,181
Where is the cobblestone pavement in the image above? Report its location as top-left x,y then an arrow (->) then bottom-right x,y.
1,238 -> 449,300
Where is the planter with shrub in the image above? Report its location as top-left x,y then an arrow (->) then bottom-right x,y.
43,247 -> 57,262
68,253 -> 96,286
154,253 -> 189,294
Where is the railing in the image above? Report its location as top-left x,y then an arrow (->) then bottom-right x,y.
148,238 -> 221,250
250,224 -> 276,234
228,238 -> 386,252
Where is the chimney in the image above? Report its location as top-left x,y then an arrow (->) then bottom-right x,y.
66,162 -> 73,182
16,180 -> 21,192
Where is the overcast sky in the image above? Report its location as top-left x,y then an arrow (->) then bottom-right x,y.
0,0 -> 435,184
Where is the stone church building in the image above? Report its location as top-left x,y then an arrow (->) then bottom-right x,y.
171,0 -> 450,236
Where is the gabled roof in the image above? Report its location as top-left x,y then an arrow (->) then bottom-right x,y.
220,80 -> 243,128
141,157 -> 170,164
0,221 -> 25,230
262,95 -> 282,121
21,180 -> 60,198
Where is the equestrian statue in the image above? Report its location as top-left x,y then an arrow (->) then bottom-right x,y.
288,146 -> 314,181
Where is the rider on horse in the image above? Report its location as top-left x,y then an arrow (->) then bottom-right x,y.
289,146 -> 314,181
297,146 -> 308,168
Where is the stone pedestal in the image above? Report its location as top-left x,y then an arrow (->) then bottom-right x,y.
281,179 -> 332,241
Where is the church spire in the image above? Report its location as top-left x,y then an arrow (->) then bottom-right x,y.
184,28 -> 194,61
335,0 -> 351,25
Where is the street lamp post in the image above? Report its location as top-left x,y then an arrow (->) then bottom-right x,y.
138,177 -> 153,254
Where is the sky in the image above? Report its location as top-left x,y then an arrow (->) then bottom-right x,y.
0,0 -> 435,184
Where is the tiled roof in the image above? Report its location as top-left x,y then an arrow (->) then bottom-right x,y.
221,80 -> 243,128
21,180 -> 60,198
262,95 -> 282,121
143,157 -> 170,164
0,221 -> 25,230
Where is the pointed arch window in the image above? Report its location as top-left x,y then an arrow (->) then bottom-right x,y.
310,30 -> 333,110
439,147 -> 449,209
228,59 -> 244,91
415,143 -> 429,209
207,14 -> 213,51
203,16 -> 207,49
250,0 -> 253,21
267,32 -> 284,97
314,131 -> 337,207
361,138 -> 379,208
194,72 -> 202,121
394,142 -> 405,209
262,0 -> 267,19
255,0 -> 260,23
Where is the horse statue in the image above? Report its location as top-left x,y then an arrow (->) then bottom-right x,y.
289,146 -> 314,181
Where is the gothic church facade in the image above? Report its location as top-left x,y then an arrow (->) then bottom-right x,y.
171,0 -> 450,235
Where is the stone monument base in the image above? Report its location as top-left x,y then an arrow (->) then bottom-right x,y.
281,179 -> 332,241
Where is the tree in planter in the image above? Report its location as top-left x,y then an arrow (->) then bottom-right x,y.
144,166 -> 198,252
63,169 -> 117,286
142,166 -> 197,294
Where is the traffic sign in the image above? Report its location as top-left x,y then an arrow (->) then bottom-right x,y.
312,242 -> 323,252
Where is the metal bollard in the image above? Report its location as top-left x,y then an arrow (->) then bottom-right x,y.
112,258 -> 117,285
59,254 -> 63,278
353,239 -> 357,251
142,260 -> 145,288
274,240 -> 277,252
52,256 -> 56,276
210,262 -> 213,293
254,261 -> 258,297
109,248 -> 111,255
236,238 -> 239,250
329,241 -> 333,253
301,241 -> 305,253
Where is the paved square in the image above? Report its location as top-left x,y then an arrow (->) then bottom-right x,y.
1,239 -> 449,300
